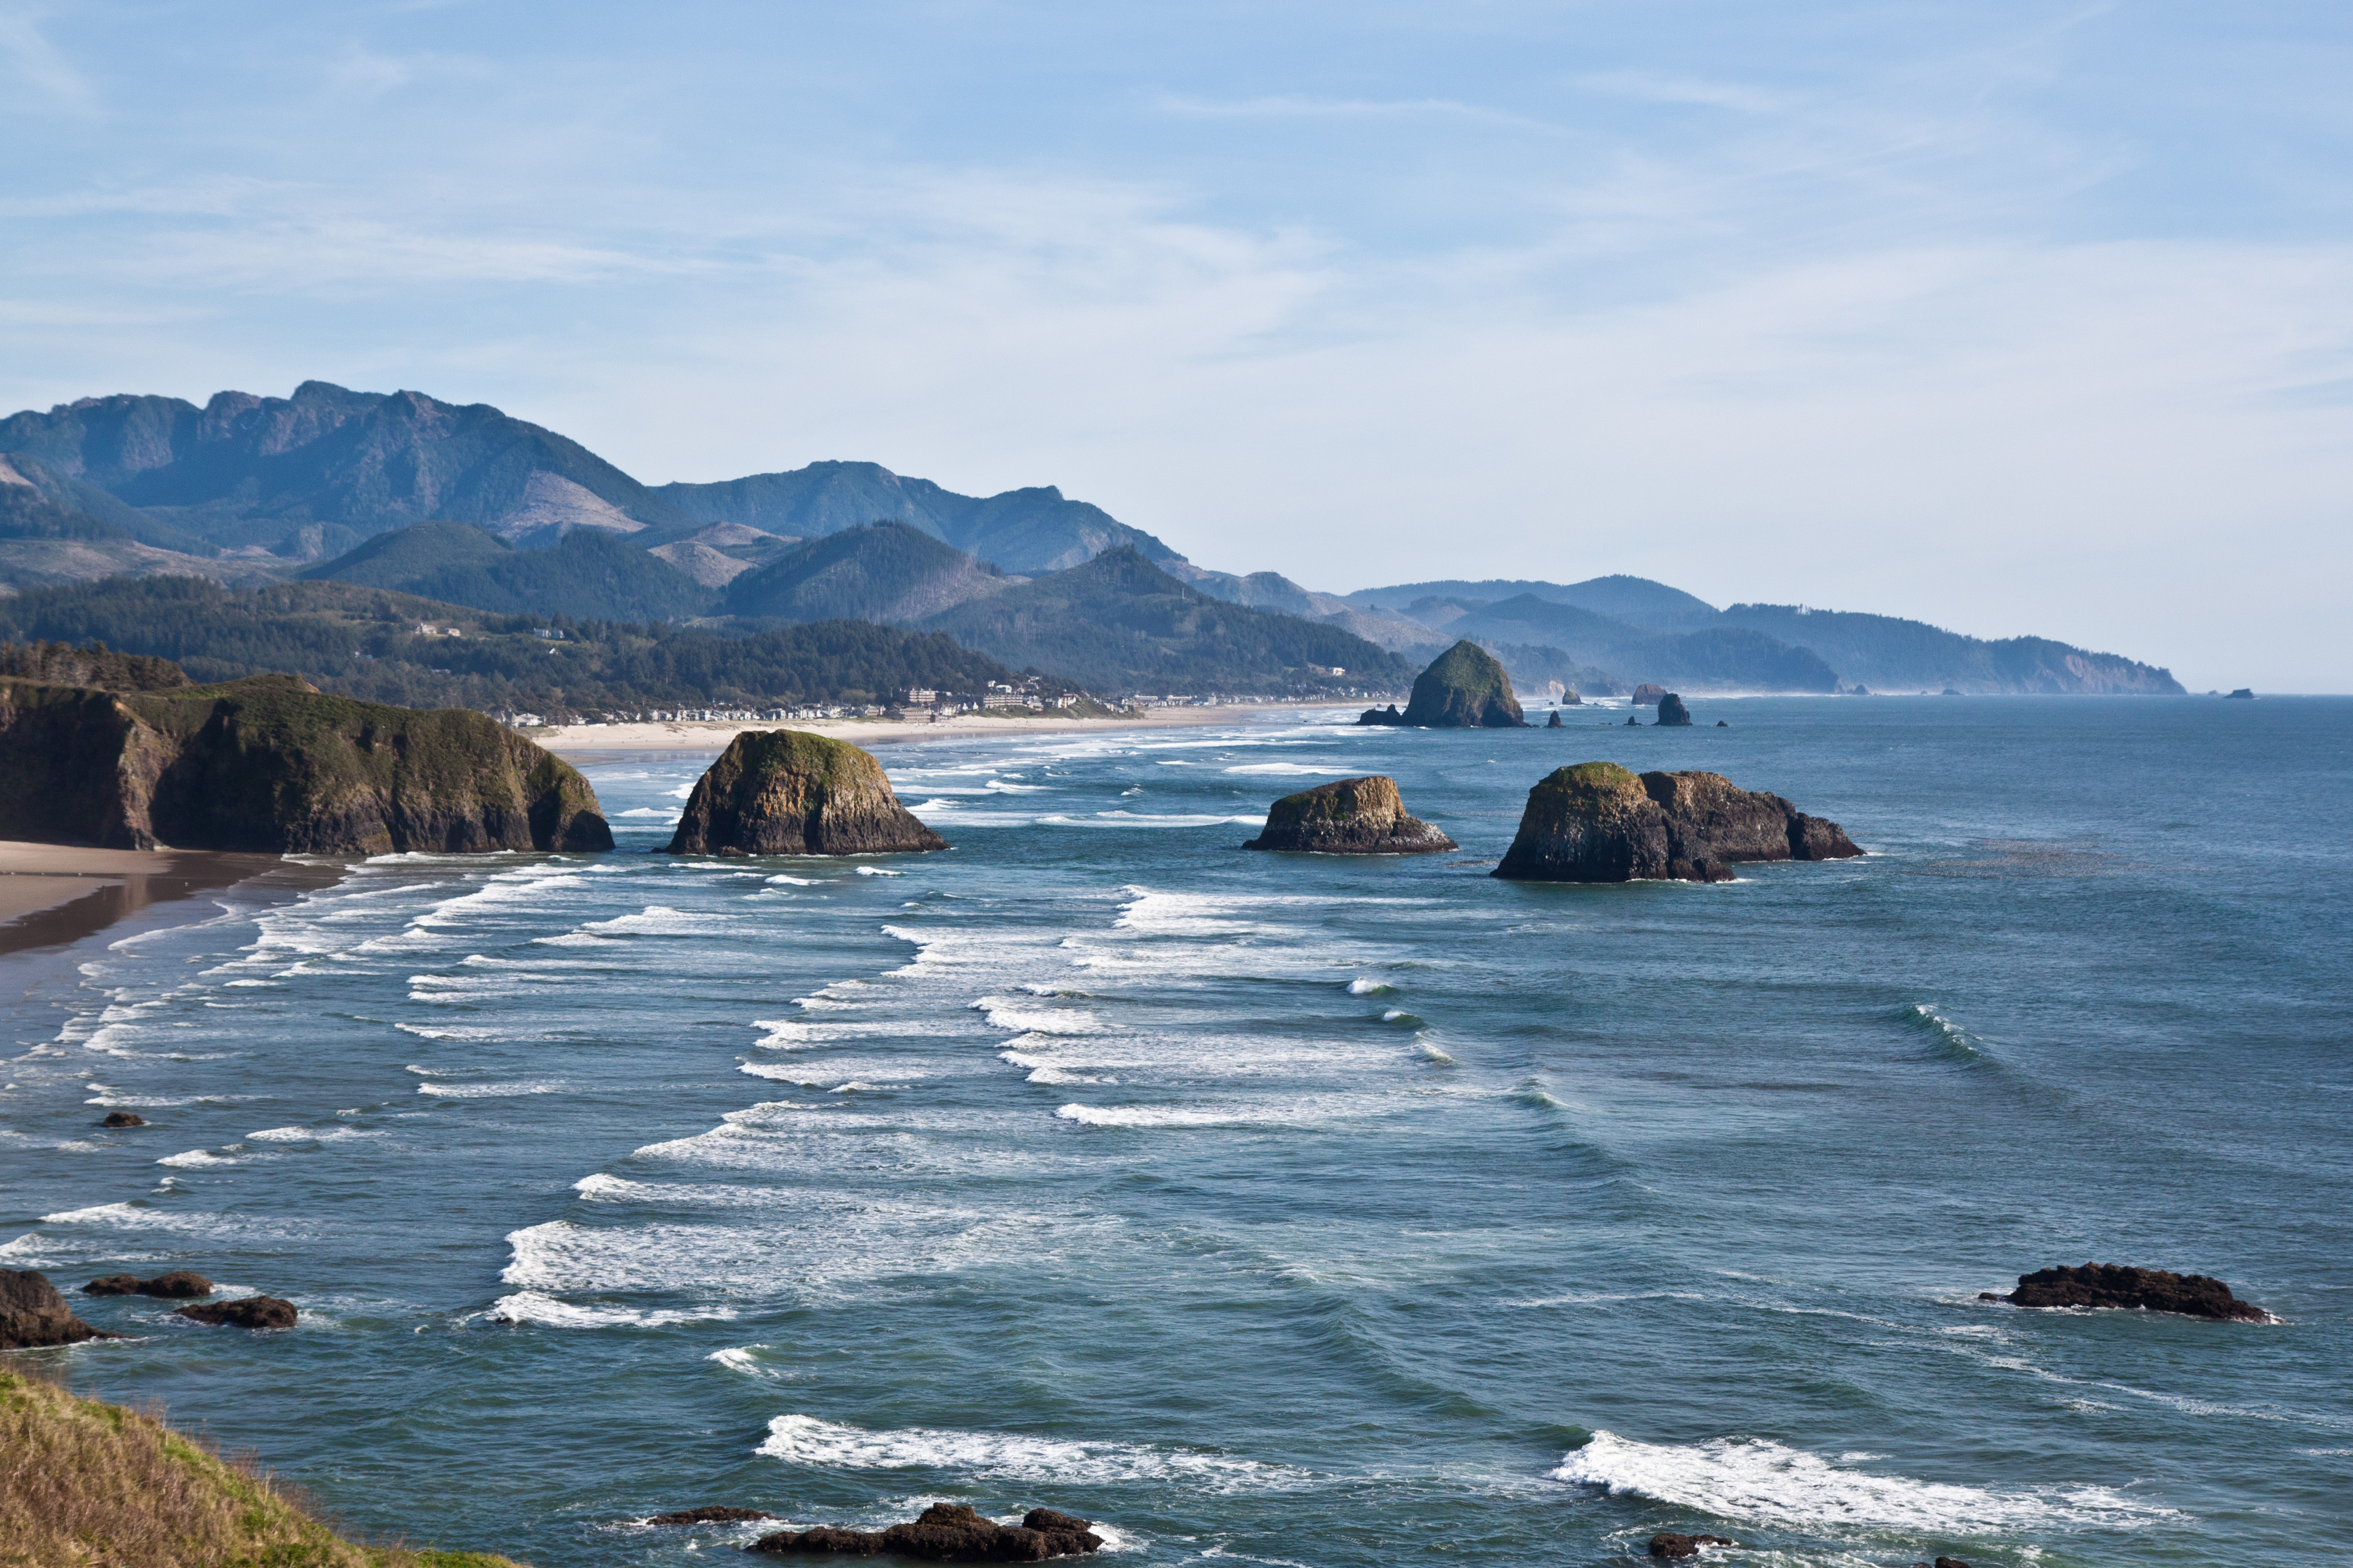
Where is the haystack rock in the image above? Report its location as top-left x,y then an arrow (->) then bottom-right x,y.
1401,641 -> 1525,727
750,1502 -> 1102,1561
1494,762 -> 1861,882
176,1295 -> 297,1329
1242,776 -> 1455,855
1,1269 -> 117,1349
667,730 -> 946,857
0,670 -> 610,854
1980,1264 -> 2269,1321
1655,693 -> 1693,726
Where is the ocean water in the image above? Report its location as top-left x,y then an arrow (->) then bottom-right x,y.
5,694 -> 2349,1567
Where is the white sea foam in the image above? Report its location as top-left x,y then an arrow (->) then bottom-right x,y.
975,997 -> 1101,1034
156,1148 -> 236,1167
855,866 -> 903,876
418,1081 -> 562,1098
1222,762 -> 1357,775
755,1414 -> 1277,1486
1346,977 -> 1391,996
709,1345 -> 787,1378
582,905 -> 731,936
246,1125 -> 380,1143
1551,1431 -> 2183,1532
487,1290 -> 734,1328
765,874 -> 822,886
1056,1104 -> 1290,1128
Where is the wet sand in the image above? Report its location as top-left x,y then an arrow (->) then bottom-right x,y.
0,842 -> 288,958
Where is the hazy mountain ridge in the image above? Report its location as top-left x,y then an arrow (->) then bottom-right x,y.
722,521 -> 1016,625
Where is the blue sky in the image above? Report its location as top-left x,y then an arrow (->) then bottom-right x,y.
4,2 -> 2350,686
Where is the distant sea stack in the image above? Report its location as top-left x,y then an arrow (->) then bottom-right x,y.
668,730 -> 947,857
1655,693 -> 1692,726
1401,640 -> 1525,727
0,670 -> 610,854
1631,683 -> 1666,706
1494,762 -> 1861,882
1981,1264 -> 2269,1322
1242,776 -> 1455,855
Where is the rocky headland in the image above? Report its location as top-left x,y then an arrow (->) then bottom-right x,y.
1493,762 -> 1861,882
749,1502 -> 1102,1561
1399,640 -> 1525,727
1242,775 -> 1456,854
1980,1264 -> 2269,1321
0,668 -> 610,854
667,730 -> 947,857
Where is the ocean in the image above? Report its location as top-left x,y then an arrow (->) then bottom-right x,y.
5,694 -> 2349,1567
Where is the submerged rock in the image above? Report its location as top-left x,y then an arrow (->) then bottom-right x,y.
1981,1264 -> 2268,1321
1355,702 -> 1405,726
1242,776 -> 1455,855
1,1269 -> 118,1348
100,1111 -> 146,1128
1649,1533 -> 1736,1558
1494,762 -> 1862,883
83,1271 -> 214,1299
1400,641 -> 1525,727
176,1295 -> 297,1329
648,1506 -> 779,1526
668,730 -> 947,857
748,1502 -> 1102,1561
0,672 -> 610,854
1655,693 -> 1692,726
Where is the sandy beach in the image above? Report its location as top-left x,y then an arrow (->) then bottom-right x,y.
531,702 -> 1336,759
0,841 -> 287,957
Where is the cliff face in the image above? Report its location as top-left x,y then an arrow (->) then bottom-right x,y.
1495,762 -> 1860,882
0,673 -> 611,854
1402,640 -> 1525,727
668,730 -> 947,856
1242,775 -> 1456,855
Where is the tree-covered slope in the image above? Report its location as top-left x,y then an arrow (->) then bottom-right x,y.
722,520 -> 1011,623
1719,603 -> 2185,694
916,548 -> 1412,694
301,521 -> 716,622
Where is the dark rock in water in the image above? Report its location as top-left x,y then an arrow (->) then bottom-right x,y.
1624,714 -> 1639,726
1401,641 -> 1525,727
648,1505 -> 779,1525
668,730 -> 946,857
100,1110 -> 146,1128
1631,683 -> 1666,705
1935,1558 -> 1975,1568
0,672 -> 611,854
1991,1263 -> 2268,1321
750,1502 -> 1101,1560
2226,687 -> 2254,699
1355,702 -> 1405,726
1655,693 -> 1692,726
1715,720 -> 1727,726
1649,1533 -> 1736,1558
176,1295 -> 297,1329
1546,710 -> 1562,728
2,1268 -> 119,1348
1242,776 -> 1454,855
83,1270 -> 215,1299
1494,762 -> 1862,883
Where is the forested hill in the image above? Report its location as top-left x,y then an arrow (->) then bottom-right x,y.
300,520 -> 714,623
0,577 -> 1048,717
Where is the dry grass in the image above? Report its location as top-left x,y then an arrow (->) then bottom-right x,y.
0,1368 -> 526,1568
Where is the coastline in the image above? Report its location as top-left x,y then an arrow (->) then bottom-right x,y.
0,842 -> 291,959
530,701 -> 1343,759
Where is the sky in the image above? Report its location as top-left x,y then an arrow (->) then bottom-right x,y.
3,2 -> 2350,689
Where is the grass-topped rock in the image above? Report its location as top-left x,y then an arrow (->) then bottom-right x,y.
1399,640 -> 1525,727
668,730 -> 947,857
1496,762 -> 1860,882
0,668 -> 610,855
1242,775 -> 1455,855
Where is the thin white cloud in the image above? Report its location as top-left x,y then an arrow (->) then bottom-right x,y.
0,8 -> 94,115
1150,91 -> 1564,137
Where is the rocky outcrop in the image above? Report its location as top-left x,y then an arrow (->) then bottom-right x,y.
1355,702 -> 1405,726
84,1271 -> 214,1299
1,1269 -> 117,1349
1980,1264 -> 2269,1321
1242,776 -> 1455,855
1546,710 -> 1562,728
1655,693 -> 1692,726
1631,683 -> 1666,705
1494,762 -> 1862,882
1650,1534 -> 1736,1558
669,730 -> 945,857
1401,641 -> 1524,727
100,1110 -> 146,1128
749,1503 -> 1102,1560
0,672 -> 610,854
648,1506 -> 778,1526
177,1295 -> 297,1329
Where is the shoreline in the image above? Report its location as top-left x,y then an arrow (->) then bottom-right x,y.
0,842 -> 291,960
532,701 -> 1344,759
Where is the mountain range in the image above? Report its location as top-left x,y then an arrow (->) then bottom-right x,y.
0,380 -> 2187,699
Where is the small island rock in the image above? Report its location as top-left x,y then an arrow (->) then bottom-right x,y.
1631,683 -> 1667,705
749,1502 -> 1101,1561
1400,641 -> 1525,728
1546,710 -> 1563,728
1355,702 -> 1405,726
176,1295 -> 297,1329
100,1111 -> 146,1128
1983,1264 -> 2268,1321
1242,776 -> 1455,855
1655,693 -> 1693,726
2,1269 -> 118,1349
1494,762 -> 1861,882
668,731 -> 946,857
1650,1533 -> 1736,1558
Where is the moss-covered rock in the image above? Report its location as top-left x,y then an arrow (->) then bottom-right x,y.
1241,775 -> 1456,855
1495,763 -> 1860,882
0,672 -> 610,855
1401,641 -> 1524,727
668,730 -> 946,856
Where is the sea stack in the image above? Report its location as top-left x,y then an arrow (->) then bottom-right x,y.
1631,683 -> 1666,706
0,670 -> 610,854
1494,762 -> 1861,882
1355,702 -> 1405,726
1655,694 -> 1693,726
1401,641 -> 1525,727
1981,1264 -> 2269,1321
668,730 -> 947,857
1,1269 -> 115,1349
1242,776 -> 1456,855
